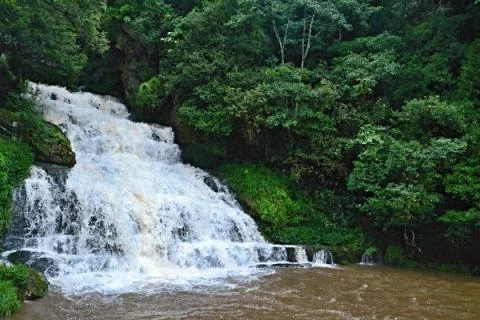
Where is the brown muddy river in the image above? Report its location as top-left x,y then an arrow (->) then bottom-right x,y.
14,265 -> 480,320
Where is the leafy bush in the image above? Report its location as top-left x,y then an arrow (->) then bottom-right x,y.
383,244 -> 408,266
220,163 -> 366,262
0,137 -> 33,233
220,164 -> 297,228
0,264 -> 48,317
0,265 -> 30,287
0,280 -> 20,318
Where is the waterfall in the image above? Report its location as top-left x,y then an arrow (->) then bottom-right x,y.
2,84 -> 294,294
313,249 -> 335,265
2,84 -> 337,294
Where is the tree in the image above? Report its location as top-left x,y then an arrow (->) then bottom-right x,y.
458,39 -> 480,106
158,0 -> 267,135
0,0 -> 108,94
348,124 -> 466,250
264,0 -> 377,67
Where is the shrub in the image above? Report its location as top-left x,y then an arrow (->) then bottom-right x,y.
0,281 -> 20,318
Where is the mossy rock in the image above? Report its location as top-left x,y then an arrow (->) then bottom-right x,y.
0,264 -> 48,301
0,108 -> 75,166
31,122 -> 76,166
16,268 -> 48,300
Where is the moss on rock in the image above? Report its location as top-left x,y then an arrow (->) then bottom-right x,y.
17,268 -> 48,300
30,121 -> 75,166
0,264 -> 48,317
0,108 -> 75,166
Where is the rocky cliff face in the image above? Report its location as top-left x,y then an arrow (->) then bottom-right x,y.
115,26 -> 157,100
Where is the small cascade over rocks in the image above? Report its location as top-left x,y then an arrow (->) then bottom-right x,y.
2,84 -> 334,294
360,254 -> 375,264
313,249 -> 335,265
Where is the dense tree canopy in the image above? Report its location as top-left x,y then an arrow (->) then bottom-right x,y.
0,0 -> 108,100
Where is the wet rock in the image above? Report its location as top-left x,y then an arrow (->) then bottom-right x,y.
7,250 -> 38,265
17,268 -> 49,300
256,262 -> 311,268
173,224 -> 190,241
203,175 -> 220,192
33,122 -> 76,166
0,109 -> 75,166
29,257 -> 56,274
257,246 -> 287,262
229,223 -> 243,242
286,247 -> 297,262
115,26 -> 149,99
7,250 -> 57,276
304,246 -> 315,262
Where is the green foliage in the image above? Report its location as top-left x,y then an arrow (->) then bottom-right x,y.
329,32 -> 402,55
458,39 -> 480,105
131,77 -> 166,110
348,124 -> 466,235
0,0 -> 108,88
397,96 -> 470,140
364,246 -> 377,257
220,164 -> 297,228
445,159 -> 480,203
157,0 -> 268,136
0,137 -> 33,233
118,0 -> 175,46
383,244 -> 408,266
0,264 -> 48,317
390,12 -> 466,105
1,95 -> 75,166
331,50 -> 399,101
264,0 -> 378,66
0,265 -> 30,288
220,164 -> 365,261
438,209 -> 480,239
0,280 -> 20,318
442,158 -> 480,239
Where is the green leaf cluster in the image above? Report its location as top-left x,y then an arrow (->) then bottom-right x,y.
0,264 -> 48,317
0,137 -> 33,233
0,0 -> 108,97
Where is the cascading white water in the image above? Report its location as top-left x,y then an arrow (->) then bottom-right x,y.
313,249 -> 335,266
2,84 -> 335,294
3,84 -> 298,294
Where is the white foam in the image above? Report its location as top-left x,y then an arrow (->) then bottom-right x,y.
10,83 -> 283,294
